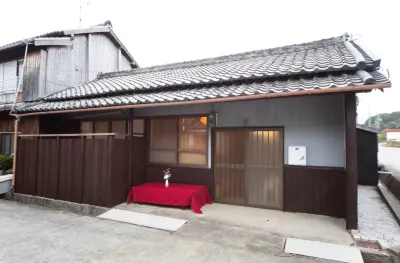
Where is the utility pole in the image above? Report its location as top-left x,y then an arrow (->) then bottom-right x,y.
368,103 -> 371,127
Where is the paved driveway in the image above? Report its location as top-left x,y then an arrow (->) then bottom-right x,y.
0,200 -> 334,263
379,145 -> 400,176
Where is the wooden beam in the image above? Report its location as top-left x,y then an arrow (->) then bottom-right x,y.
345,92 -> 358,229
34,37 -> 73,46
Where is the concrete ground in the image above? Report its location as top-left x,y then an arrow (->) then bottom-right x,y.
0,199 -> 337,263
117,202 -> 353,245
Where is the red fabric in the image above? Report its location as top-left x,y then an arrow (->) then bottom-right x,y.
126,182 -> 212,214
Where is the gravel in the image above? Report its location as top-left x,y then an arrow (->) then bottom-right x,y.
358,185 -> 400,248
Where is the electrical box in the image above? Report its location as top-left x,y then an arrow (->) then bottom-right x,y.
288,146 -> 306,166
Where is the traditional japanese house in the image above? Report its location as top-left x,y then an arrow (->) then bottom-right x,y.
0,21 -> 137,153
12,33 -> 391,229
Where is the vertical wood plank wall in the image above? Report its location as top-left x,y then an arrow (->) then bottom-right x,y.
284,165 -> 346,218
15,135 -> 145,207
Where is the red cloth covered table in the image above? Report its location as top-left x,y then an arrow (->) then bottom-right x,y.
126,182 -> 212,214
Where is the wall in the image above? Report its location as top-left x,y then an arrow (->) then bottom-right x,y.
22,34 -> 133,101
284,165 -> 345,218
88,34 -> 118,80
119,53 -> 132,71
22,50 -> 44,101
43,36 -> 88,98
135,94 -> 345,167
0,59 -> 22,103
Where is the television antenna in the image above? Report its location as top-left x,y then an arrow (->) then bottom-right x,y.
79,0 -> 91,28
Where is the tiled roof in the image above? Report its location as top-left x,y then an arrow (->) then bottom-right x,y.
0,21 -> 137,67
16,71 -> 389,113
15,33 -> 390,113
44,35 -> 377,101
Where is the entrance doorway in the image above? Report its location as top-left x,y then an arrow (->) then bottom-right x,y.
213,128 -> 283,209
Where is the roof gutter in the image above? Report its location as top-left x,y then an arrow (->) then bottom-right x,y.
16,82 -> 391,117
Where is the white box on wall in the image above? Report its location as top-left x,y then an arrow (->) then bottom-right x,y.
288,146 -> 306,166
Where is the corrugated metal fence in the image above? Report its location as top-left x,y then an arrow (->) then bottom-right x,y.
15,134 -> 145,207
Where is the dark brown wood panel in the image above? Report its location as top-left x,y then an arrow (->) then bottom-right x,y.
146,165 -> 213,198
357,129 -> 378,186
345,92 -> 358,229
36,138 -> 58,199
111,139 -> 130,206
284,165 -> 346,218
21,116 -> 39,134
15,136 -> 143,208
58,138 -> 84,203
130,137 -> 147,187
16,138 -> 38,195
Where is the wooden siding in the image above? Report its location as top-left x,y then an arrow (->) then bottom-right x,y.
88,34 -> 119,80
22,34 -> 127,101
15,135 -> 145,207
119,52 -> 132,70
0,112 -> 14,132
21,116 -> 39,134
284,165 -> 346,218
357,129 -> 378,186
22,50 -> 42,101
146,165 -> 214,198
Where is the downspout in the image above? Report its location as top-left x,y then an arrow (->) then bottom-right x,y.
9,41 -> 30,194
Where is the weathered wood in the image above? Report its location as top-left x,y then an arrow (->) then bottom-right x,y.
22,50 -> 42,101
345,92 -> 358,229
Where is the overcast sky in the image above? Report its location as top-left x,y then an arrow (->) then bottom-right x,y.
1,0 -> 398,123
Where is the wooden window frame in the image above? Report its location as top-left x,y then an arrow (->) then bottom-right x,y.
148,115 -> 209,168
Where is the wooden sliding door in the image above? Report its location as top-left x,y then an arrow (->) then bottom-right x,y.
213,128 -> 283,209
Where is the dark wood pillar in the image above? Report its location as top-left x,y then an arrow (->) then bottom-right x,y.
345,92 -> 358,229
128,109 -> 133,187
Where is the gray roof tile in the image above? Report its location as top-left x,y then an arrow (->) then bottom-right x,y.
42,35 -> 378,102
16,71 -> 389,113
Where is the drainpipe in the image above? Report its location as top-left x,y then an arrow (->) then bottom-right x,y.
11,42 -> 30,112
10,116 -> 20,195
9,41 -> 30,195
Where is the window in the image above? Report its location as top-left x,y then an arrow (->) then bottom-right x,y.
149,116 -> 208,166
150,118 -> 177,164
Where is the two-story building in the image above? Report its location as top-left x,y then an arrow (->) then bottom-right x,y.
0,21 -> 137,154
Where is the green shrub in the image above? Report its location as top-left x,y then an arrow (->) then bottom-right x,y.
0,154 -> 13,171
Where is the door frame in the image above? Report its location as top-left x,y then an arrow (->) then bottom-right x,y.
211,126 -> 285,210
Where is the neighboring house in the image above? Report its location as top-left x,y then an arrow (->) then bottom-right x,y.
13,33 -> 391,230
0,21 -> 137,138
385,129 -> 400,142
